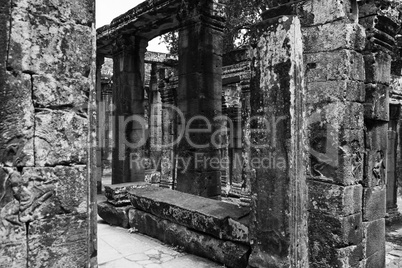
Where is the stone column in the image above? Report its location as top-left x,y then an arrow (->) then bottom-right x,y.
240,78 -> 252,200
248,15 -> 308,267
160,77 -> 177,189
101,82 -> 113,171
112,35 -> 148,184
96,55 -> 104,193
175,0 -> 226,198
228,102 -> 242,195
220,92 -> 230,194
294,0 -> 367,266
149,63 -> 163,173
358,3 -> 401,265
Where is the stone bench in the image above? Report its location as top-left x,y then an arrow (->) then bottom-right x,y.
98,183 -> 251,268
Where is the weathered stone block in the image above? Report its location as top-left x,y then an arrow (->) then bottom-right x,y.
33,74 -> 90,108
0,168 -> 27,264
28,214 -> 88,268
35,109 -> 88,166
0,242 -> 27,268
363,52 -> 392,85
306,80 -> 365,104
103,182 -> 150,206
8,8 -> 93,75
22,166 -> 88,215
308,180 -> 362,216
13,0 -> 94,25
97,201 -> 130,228
302,21 -> 365,53
0,72 -> 34,167
362,218 -> 385,258
129,186 -> 250,243
336,244 -> 364,268
364,247 -> 385,268
305,50 -> 365,83
364,84 -> 389,121
363,121 -> 387,187
309,212 -> 362,248
309,212 -> 363,267
308,102 -> 364,185
128,208 -> 250,268
298,0 -> 356,26
176,170 -> 221,198
363,186 -> 386,221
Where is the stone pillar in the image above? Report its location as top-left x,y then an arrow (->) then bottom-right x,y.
228,101 -> 243,195
248,16 -> 308,267
101,82 -> 113,171
149,63 -> 163,172
295,0 -> 367,266
0,0 -> 96,266
112,35 -> 148,184
96,56 -> 104,193
358,2 -> 401,265
175,0 -> 226,198
240,78 -> 252,197
159,77 -> 177,189
220,92 -> 230,194
386,104 -> 400,220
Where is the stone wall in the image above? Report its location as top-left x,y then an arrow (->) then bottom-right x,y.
0,0 -> 96,266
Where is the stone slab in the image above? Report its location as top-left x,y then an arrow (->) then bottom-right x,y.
306,80 -> 365,104
302,21 -> 365,53
309,212 -> 363,266
308,180 -> 362,216
364,83 -> 389,121
34,109 -> 88,166
365,248 -> 386,268
363,218 -> 385,258
128,186 -> 250,243
28,214 -> 89,267
304,50 -> 365,83
363,186 -> 386,221
104,182 -> 150,206
97,201 -> 130,228
309,212 -> 363,250
336,244 -> 364,268
128,208 -> 250,268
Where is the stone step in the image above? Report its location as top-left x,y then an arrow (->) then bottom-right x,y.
103,182 -> 151,206
128,186 -> 250,244
128,208 -> 250,268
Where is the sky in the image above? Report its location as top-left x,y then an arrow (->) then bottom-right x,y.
96,0 -> 168,53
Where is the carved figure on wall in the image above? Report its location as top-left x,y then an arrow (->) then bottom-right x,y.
372,150 -> 386,185
0,166 -> 55,230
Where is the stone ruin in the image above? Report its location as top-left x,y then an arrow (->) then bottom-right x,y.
1,0 -> 402,267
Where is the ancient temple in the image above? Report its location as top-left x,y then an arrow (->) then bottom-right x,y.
1,0 -> 402,267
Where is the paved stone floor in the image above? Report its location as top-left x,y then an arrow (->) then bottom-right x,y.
98,176 -> 402,267
98,217 -> 223,267
386,197 -> 402,268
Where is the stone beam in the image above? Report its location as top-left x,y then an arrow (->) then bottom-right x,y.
97,0 -> 182,57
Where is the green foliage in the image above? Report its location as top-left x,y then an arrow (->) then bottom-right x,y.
160,0 -> 266,55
